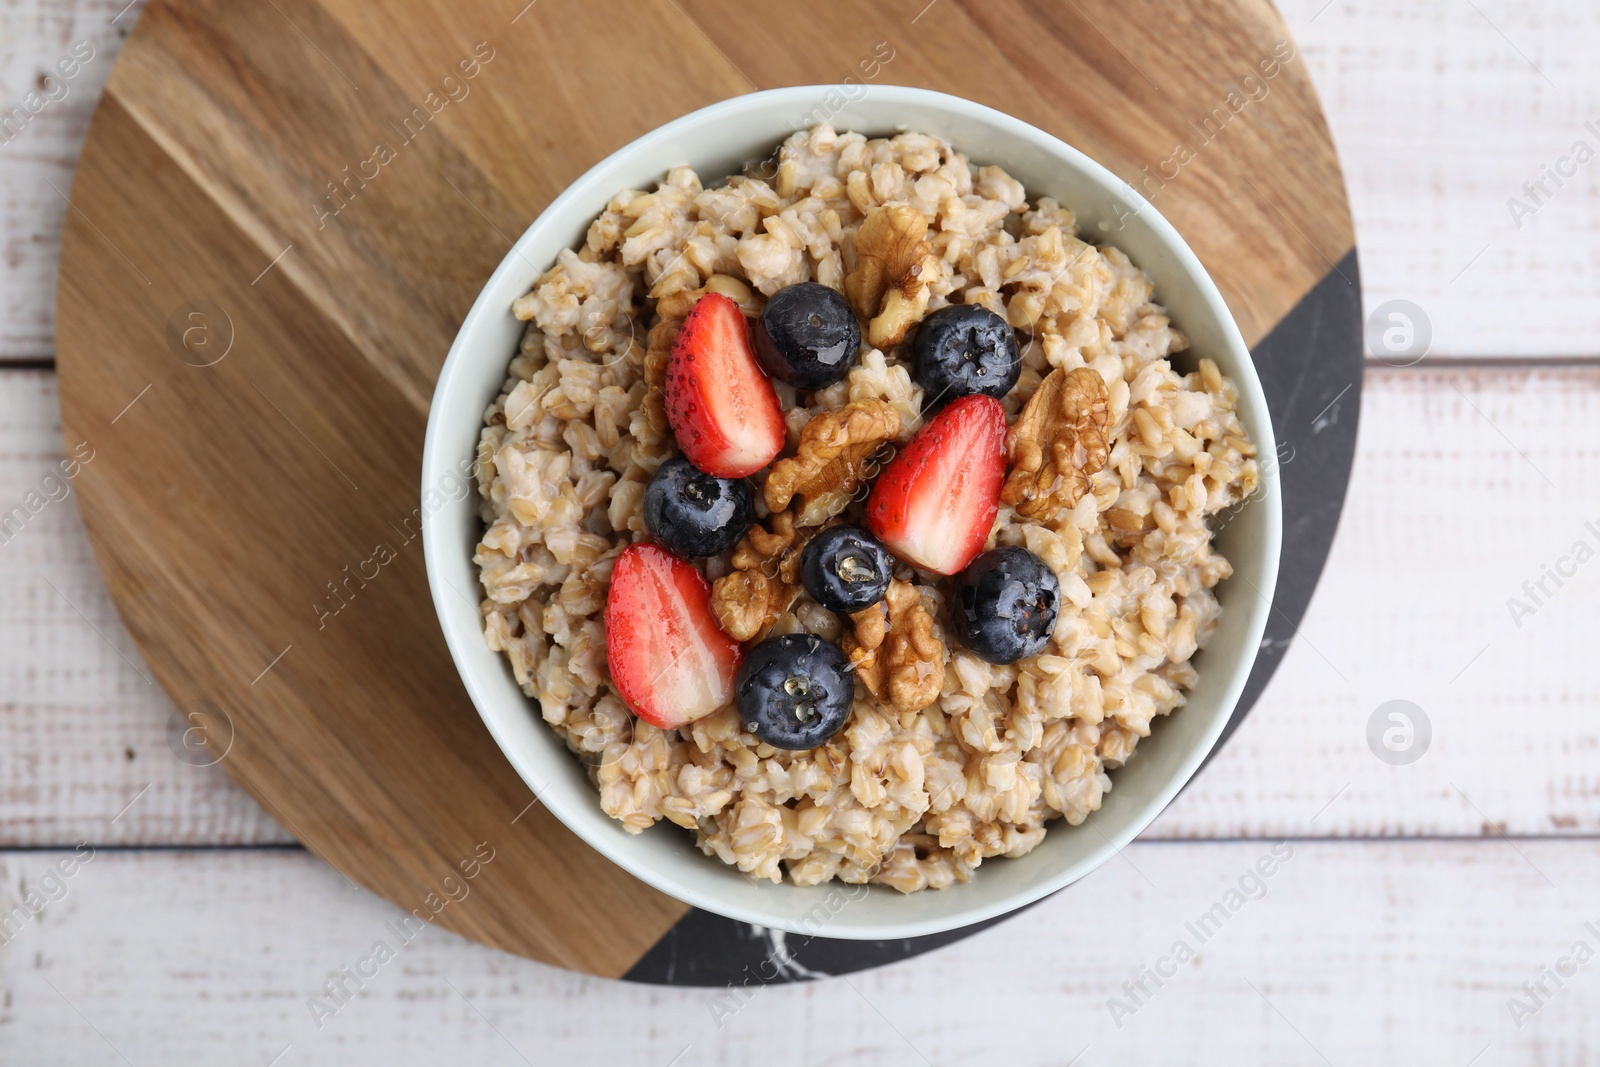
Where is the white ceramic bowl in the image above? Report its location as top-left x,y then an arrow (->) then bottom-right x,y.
423,86 -> 1281,940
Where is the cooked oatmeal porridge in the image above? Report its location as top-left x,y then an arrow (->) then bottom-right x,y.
473,124 -> 1259,892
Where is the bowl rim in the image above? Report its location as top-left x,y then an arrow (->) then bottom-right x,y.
423,84 -> 1282,939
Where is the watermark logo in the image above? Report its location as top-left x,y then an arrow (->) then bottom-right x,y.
1363,299 -> 1431,367
312,43 -> 497,230
784,41 -> 897,133
165,301 -> 235,367
1097,40 -> 1298,233
0,844 -> 96,946
705,875 -> 877,1029
0,40 -> 96,148
0,441 -> 95,547
1366,700 -> 1431,765
306,841 -> 496,1029
166,699 -> 235,767
314,456 -> 484,630
1105,843 -> 1296,1028
1506,119 -> 1600,230
1509,921 -> 1600,1028
1505,518 -> 1600,629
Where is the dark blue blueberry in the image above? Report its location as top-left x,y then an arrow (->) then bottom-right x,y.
752,282 -> 861,390
643,456 -> 753,558
911,304 -> 1022,404
800,525 -> 892,613
953,546 -> 1060,664
735,633 -> 854,749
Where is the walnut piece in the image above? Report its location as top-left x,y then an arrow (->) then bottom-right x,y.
844,205 -> 943,349
842,579 -> 946,714
638,318 -> 678,434
763,399 -> 900,526
710,512 -> 810,642
1001,366 -> 1110,520
655,274 -> 761,321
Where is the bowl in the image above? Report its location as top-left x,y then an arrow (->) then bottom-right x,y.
422,85 -> 1281,940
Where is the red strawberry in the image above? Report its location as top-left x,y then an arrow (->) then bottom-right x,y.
865,394 -> 1007,575
664,292 -> 785,478
604,543 -> 740,730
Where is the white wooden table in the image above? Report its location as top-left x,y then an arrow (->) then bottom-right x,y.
4,1 -> 1600,1063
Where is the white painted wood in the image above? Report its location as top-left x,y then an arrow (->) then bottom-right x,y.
3,0 -> 1600,361
0,843 -> 1593,1064
0,0 -> 141,362
3,365 -> 1598,844
1147,364 -> 1600,838
1281,0 -> 1600,358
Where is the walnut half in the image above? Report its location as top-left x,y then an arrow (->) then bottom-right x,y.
763,399 -> 900,526
844,205 -> 943,350
640,318 -> 676,434
842,579 -> 946,715
710,511 -> 810,643
1001,366 -> 1110,521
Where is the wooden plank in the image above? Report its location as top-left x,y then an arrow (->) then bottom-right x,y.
1281,0 -> 1600,359
0,0 -> 141,362
2,842 -> 1596,1062
3,363 -> 1599,846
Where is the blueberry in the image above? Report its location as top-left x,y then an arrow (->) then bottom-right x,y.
643,457 -> 753,558
735,633 -> 854,749
953,546 -> 1061,664
800,525 -> 892,613
911,304 -> 1022,404
752,282 -> 861,390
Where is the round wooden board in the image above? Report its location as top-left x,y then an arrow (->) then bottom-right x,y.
56,0 -> 1360,982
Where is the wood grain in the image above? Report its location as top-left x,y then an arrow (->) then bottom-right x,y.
4,843 -> 1597,1063
53,96 -> 688,974
8,365 -> 1600,845
45,0 -> 1359,972
0,375 -> 294,848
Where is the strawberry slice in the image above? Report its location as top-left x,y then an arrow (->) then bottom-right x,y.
865,394 -> 1007,575
664,292 -> 785,478
604,543 -> 740,730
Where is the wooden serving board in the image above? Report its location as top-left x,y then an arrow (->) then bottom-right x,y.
55,0 -> 1360,982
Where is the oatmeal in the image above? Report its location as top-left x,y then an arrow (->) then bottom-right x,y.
474,125 -> 1258,892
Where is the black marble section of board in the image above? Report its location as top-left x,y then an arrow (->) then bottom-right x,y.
625,250 -> 1364,986
624,906 -> 1019,987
